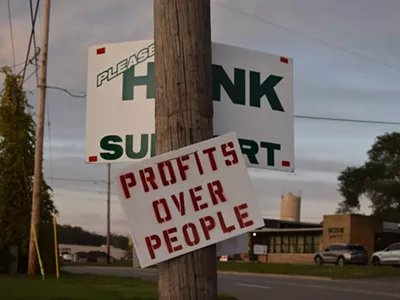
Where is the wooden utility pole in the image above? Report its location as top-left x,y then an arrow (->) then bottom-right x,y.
106,163 -> 111,264
28,0 -> 51,276
154,0 -> 216,299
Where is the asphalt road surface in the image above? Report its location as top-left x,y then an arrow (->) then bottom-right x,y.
65,266 -> 400,300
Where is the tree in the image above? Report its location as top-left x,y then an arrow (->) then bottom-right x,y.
154,0 -> 216,299
336,132 -> 400,222
0,67 -> 57,273
56,224 -> 129,249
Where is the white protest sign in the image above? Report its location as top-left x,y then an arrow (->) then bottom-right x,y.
86,39 -> 294,172
113,132 -> 264,267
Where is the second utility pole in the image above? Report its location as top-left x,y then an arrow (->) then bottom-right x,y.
154,0 -> 216,299
28,0 -> 51,276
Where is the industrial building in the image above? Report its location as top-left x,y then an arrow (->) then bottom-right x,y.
248,192 -> 400,264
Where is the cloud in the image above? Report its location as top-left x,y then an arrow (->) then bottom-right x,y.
53,188 -> 128,234
1,0 -> 397,233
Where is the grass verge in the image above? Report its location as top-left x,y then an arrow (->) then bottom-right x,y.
1,273 -> 236,300
217,262 -> 400,279
73,260 -> 400,280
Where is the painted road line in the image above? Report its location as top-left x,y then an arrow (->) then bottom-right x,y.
257,279 -> 400,298
236,283 -> 270,289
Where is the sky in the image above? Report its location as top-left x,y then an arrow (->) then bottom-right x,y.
0,0 -> 399,235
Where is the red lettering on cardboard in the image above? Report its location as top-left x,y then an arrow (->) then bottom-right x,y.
217,211 -> 235,233
199,215 -> 216,240
119,172 -> 136,199
171,192 -> 186,216
190,185 -> 208,212
176,155 -> 190,181
156,179 -> 226,220
152,198 -> 172,224
207,180 -> 227,205
193,151 -> 204,175
182,223 -> 200,246
202,146 -> 218,171
143,204 -> 256,261
121,139 -> 241,198
158,160 -> 177,187
234,203 -> 254,228
139,167 -> 158,193
163,227 -> 183,254
145,235 -> 161,259
221,141 -> 239,166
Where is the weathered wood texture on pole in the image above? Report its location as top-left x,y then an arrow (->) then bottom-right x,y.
154,0 -> 217,299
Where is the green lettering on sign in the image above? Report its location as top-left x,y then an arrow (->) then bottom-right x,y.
100,134 -> 156,160
212,64 -> 246,105
237,138 -> 282,167
239,138 -> 259,165
96,43 -> 155,88
122,62 -> 155,100
260,141 -> 281,166
126,134 -> 149,159
121,64 -> 285,111
249,72 -> 284,111
100,134 -> 282,167
100,135 -> 123,160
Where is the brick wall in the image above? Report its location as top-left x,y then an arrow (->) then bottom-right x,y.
322,214 -> 383,261
349,215 -> 382,258
321,214 -> 351,248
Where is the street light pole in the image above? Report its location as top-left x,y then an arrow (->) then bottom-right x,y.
106,163 -> 111,264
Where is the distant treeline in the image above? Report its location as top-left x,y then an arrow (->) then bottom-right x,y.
57,224 -> 129,250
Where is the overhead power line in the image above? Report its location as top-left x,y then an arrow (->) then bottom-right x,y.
7,0 -> 16,72
56,186 -> 119,198
23,66 -> 39,85
0,50 -> 40,76
213,1 -> 400,73
30,0 -> 40,88
43,82 -> 400,125
45,176 -> 112,184
9,60 -> 27,69
51,185 -> 329,221
294,115 -> 400,125
45,85 -> 86,98
21,0 -> 40,84
0,62 -> 39,97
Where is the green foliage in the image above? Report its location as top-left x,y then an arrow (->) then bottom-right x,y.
337,132 -> 400,221
0,67 -> 57,273
0,273 -> 238,300
57,224 -> 129,250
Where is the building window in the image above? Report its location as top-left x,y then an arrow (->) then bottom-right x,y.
275,236 -> 282,253
313,235 -> 320,252
253,232 -> 322,254
297,236 -> 304,253
282,236 -> 289,253
289,236 -> 296,253
268,236 -> 274,253
304,235 -> 313,253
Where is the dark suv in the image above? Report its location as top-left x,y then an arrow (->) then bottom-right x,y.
314,244 -> 369,266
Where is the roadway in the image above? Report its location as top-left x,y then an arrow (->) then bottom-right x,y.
64,266 -> 400,300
